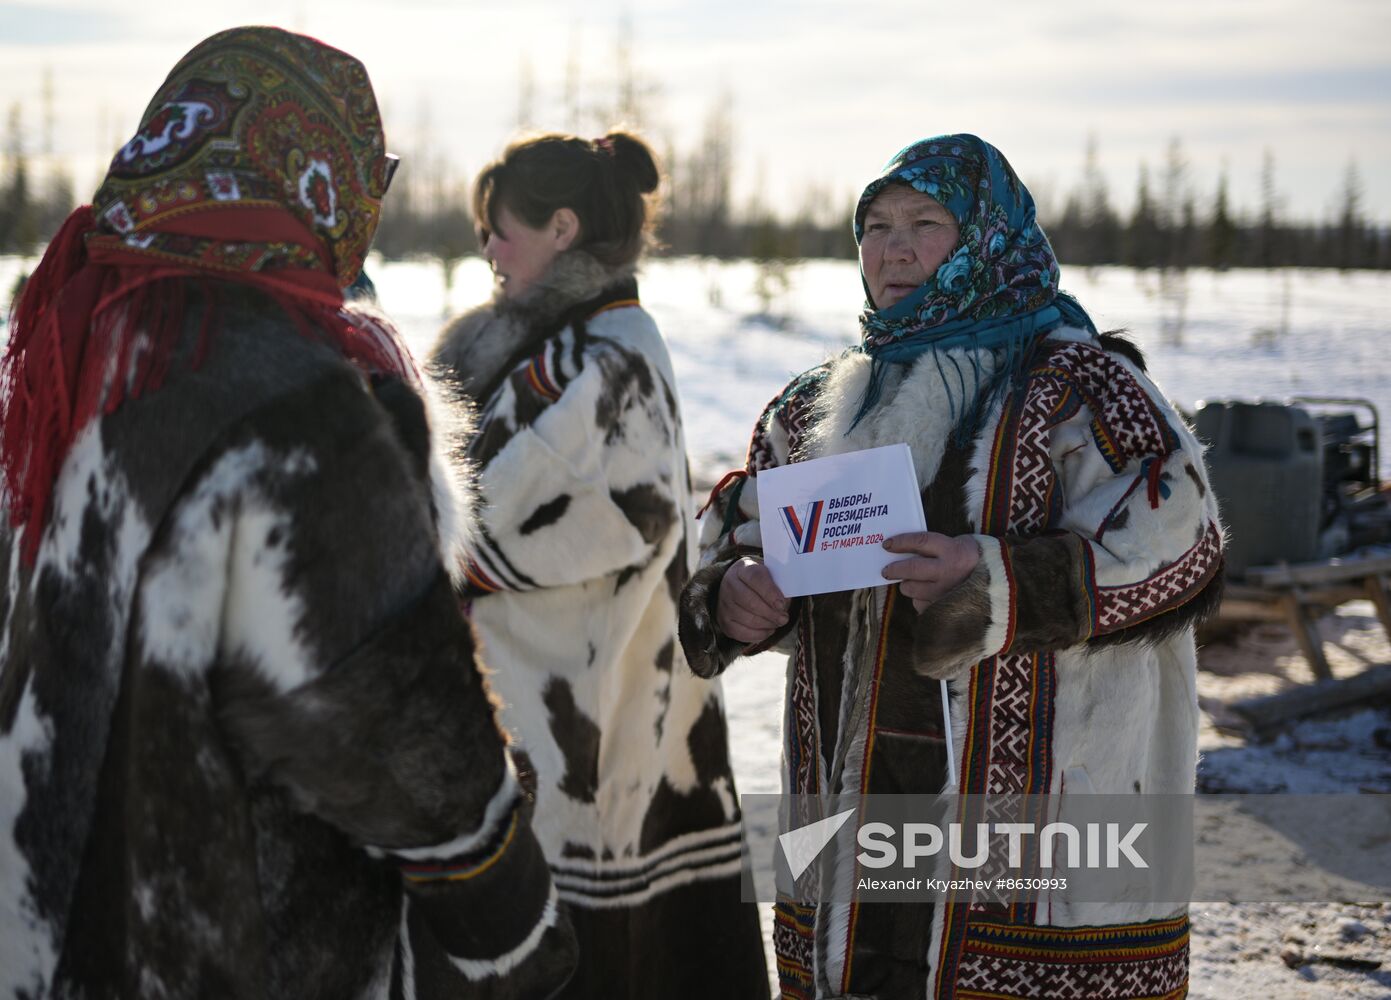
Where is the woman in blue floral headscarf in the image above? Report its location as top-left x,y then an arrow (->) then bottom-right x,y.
680,135 -> 1224,999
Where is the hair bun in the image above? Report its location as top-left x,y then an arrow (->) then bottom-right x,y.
604,131 -> 660,195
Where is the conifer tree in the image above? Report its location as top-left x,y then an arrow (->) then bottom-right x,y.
1257,149 -> 1281,268
1126,162 -> 1160,269
1,103 -> 38,254
1208,166 -> 1236,269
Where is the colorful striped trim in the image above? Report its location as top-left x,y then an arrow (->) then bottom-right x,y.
979,393 -> 1020,533
954,914 -> 1190,1000
1033,344 -> 1183,476
1090,414 -> 1125,472
958,989 -> 1186,1000
475,534 -> 539,592
587,296 -> 641,318
1095,521 -> 1222,633
940,363 -> 1061,991
997,539 -> 1018,655
525,351 -> 562,401
774,898 -> 817,1000
401,811 -> 519,883
463,557 -> 504,594
1079,541 -> 1099,639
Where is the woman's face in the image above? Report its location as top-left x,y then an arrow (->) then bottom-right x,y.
483,204 -> 575,300
859,185 -> 961,309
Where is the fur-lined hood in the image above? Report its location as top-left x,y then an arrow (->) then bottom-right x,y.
430,250 -> 636,400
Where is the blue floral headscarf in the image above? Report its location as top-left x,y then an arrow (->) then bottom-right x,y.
849,134 -> 1096,433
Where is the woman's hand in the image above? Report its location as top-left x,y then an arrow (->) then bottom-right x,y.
881,532 -> 981,613
716,557 -> 790,644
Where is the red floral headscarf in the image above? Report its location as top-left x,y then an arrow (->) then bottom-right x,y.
1,26 -> 415,564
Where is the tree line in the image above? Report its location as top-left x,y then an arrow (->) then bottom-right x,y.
2,80 -> 1386,271
1043,136 -> 1388,271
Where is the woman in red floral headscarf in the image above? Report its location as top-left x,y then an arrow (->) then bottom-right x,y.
0,27 -> 574,999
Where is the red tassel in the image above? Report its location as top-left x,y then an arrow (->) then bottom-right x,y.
697,469 -> 748,519
6,206 -> 95,348
1146,456 -> 1164,510
1,207 -> 99,561
1,205 -> 421,567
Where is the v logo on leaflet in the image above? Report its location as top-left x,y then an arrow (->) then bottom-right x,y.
780,500 -> 825,555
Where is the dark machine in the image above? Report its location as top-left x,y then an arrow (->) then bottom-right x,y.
1194,397 -> 1391,579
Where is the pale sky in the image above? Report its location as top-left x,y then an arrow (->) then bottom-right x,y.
2,0 -> 1388,227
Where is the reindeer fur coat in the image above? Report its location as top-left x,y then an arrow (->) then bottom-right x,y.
431,252 -> 768,999
680,328 -> 1224,1000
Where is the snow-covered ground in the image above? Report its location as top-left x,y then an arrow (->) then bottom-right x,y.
337,255 -> 1391,487
4,254 -> 1391,995
7,254 -> 1391,487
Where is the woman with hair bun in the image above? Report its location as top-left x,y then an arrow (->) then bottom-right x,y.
431,131 -> 768,999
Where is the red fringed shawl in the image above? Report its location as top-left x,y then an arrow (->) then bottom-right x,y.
0,26 -> 410,564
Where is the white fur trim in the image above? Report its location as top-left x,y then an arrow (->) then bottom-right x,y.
922,677 -> 970,985
975,534 -> 1014,659
369,757 -> 521,862
448,885 -> 562,980
798,348 -> 1001,493
548,820 -> 741,879
555,856 -> 745,909
1043,325 -> 1095,346
419,378 -> 478,583
396,898 -> 418,1000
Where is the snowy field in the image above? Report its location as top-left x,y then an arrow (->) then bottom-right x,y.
334,255 -> 1391,487
4,254 -> 1391,995
6,254 -> 1391,485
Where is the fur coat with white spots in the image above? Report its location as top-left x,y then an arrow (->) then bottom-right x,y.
680,328 -> 1224,999
431,252 -> 768,999
0,285 -> 576,1000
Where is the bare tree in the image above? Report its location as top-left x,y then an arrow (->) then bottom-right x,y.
1334,158 -> 1364,270
1257,148 -> 1282,268
1159,136 -> 1188,269
684,89 -> 735,255
516,54 -> 537,132
612,12 -> 640,127
564,24 -> 582,133
41,66 -> 55,159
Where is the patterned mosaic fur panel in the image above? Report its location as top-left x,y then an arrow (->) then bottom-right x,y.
0,287 -> 573,999
962,331 -> 1225,663
951,913 -> 1190,1000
